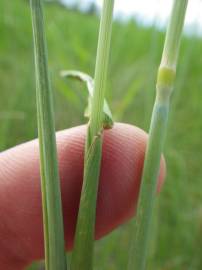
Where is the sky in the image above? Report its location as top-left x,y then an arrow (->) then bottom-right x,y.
63,0 -> 202,33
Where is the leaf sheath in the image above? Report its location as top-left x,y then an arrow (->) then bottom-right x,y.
30,1 -> 67,269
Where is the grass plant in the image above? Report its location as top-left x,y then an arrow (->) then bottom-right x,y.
127,1 -> 189,269
70,1 -> 115,270
30,0 -> 67,269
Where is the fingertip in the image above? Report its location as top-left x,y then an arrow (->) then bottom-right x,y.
0,122 -> 166,267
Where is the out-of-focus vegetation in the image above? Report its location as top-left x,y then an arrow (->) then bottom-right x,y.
1,1 -> 202,269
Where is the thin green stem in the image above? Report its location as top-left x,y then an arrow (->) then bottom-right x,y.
128,1 -> 188,270
161,0 -> 188,70
90,0 -> 115,137
71,1 -> 115,270
30,1 -> 67,270
128,101 -> 169,270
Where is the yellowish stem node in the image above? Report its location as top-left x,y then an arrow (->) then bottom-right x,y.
156,66 -> 176,103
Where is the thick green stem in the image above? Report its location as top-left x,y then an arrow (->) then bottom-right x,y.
30,1 -> 67,270
71,1 -> 115,270
128,1 -> 188,269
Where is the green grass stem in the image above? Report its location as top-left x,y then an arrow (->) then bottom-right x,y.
127,1 -> 188,270
70,1 -> 115,270
30,1 -> 67,269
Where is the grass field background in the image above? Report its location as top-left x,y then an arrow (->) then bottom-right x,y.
1,1 -> 202,269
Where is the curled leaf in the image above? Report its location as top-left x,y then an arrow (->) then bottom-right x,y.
60,70 -> 113,129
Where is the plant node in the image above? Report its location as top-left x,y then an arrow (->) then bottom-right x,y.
156,66 -> 176,103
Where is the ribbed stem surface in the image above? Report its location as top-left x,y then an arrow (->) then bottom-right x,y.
30,1 -> 67,269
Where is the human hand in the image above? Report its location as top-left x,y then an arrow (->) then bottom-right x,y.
0,123 -> 165,270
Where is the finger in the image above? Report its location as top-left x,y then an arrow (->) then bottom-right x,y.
0,123 -> 165,269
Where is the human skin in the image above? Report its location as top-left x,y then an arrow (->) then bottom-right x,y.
0,123 -> 165,270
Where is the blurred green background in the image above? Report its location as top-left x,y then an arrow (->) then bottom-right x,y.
1,1 -> 202,269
